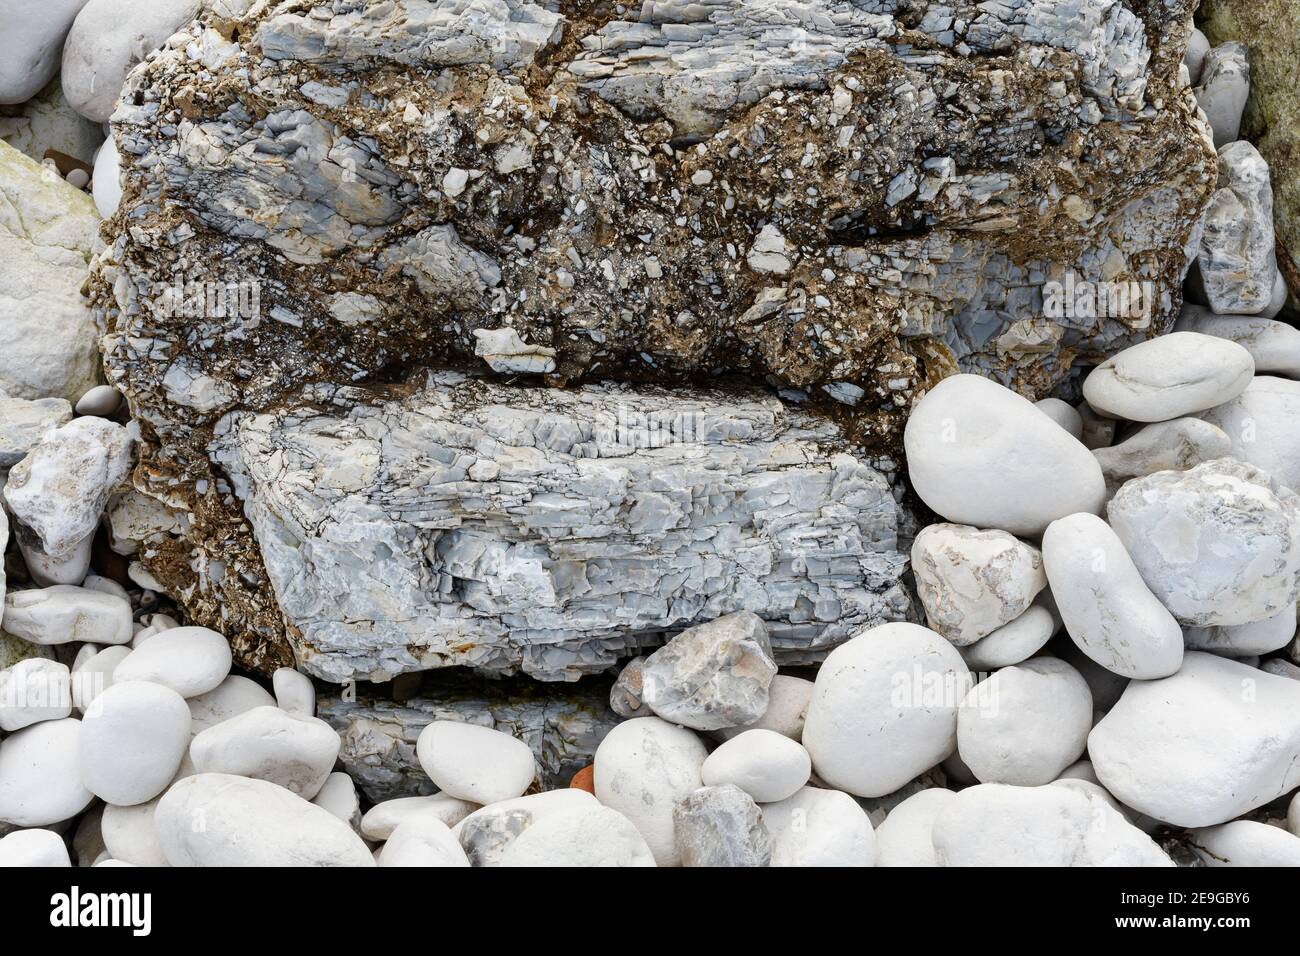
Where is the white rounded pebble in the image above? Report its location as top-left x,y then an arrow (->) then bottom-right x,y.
1289,793 -> 1300,838
379,815 -> 471,867
1177,304 -> 1300,378
0,828 -> 72,867
156,773 -> 374,867
701,729 -> 811,803
415,720 -> 536,806
71,642 -> 100,672
91,136 -> 121,218
70,644 -> 129,712
1092,417 -> 1232,489
762,786 -> 876,867
79,680 -> 191,806
1082,332 -> 1254,423
66,168 -> 91,190
62,0 -> 203,123
112,626 -> 231,698
715,675 -> 813,742
1183,28 -> 1210,83
1201,376 -> 1300,493
190,705 -> 339,800
932,783 -> 1173,866
1,585 -> 132,645
1035,397 -> 1083,439
1195,41 -> 1249,149
0,717 -> 94,826
874,788 -> 956,867
1043,512 -> 1184,679
186,674 -> 275,735
498,805 -> 656,867
593,717 -> 707,867
272,666 -> 315,716
904,374 -> 1105,536
311,772 -> 361,829
74,384 -> 121,417
81,574 -> 130,603
452,790 -> 597,867
960,603 -> 1056,670
361,793 -> 479,841
1187,821 -> 1300,867
0,657 -> 72,731
1090,653 -> 1300,827
0,0 -> 91,104
957,658 -> 1092,786
1108,458 -> 1300,627
911,523 -> 1045,646
1184,606 -> 1296,657
803,622 -> 970,798
102,797 -> 167,866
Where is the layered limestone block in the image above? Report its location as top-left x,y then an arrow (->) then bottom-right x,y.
211,374 -> 911,682
85,0 -> 1216,669
316,673 -> 621,803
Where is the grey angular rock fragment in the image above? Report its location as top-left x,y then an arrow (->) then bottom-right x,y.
639,611 -> 776,731
315,674 -> 620,804
673,785 -> 772,868
211,375 -> 910,683
609,657 -> 647,719
1199,141 -> 1278,315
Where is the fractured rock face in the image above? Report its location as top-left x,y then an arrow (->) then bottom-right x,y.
86,0 -> 1215,671
211,374 -> 911,682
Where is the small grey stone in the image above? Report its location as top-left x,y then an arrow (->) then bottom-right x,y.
609,657 -> 646,719
673,785 -> 772,867
640,611 -> 776,731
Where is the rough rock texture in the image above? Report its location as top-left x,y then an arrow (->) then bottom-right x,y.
316,673 -> 621,804
638,610 -> 776,731
1198,141 -> 1277,315
0,141 -> 102,405
1200,0 -> 1300,309
211,374 -> 910,681
87,0 -> 1216,673
672,784 -> 772,867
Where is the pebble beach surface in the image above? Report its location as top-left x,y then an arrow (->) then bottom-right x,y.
0,0 -> 1299,871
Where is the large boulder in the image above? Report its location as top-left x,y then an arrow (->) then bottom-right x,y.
87,0 -> 1215,673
